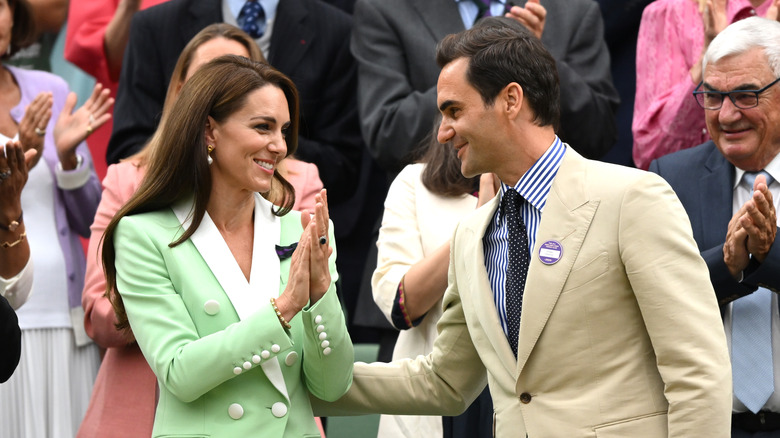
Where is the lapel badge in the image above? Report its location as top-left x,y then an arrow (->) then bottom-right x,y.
538,240 -> 563,265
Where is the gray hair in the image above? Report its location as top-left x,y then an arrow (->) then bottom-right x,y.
703,17 -> 780,77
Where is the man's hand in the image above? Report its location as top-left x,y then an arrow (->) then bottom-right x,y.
742,174 -> 777,263
724,205 -> 751,279
505,0 -> 546,40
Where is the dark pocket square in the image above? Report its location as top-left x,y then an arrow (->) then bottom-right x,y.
275,242 -> 298,261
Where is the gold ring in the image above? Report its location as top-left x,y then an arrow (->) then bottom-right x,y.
86,125 -> 94,136
34,127 -> 45,136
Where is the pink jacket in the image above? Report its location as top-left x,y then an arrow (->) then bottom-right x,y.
77,159 -> 325,437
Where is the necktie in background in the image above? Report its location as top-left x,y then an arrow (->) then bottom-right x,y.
731,170 -> 775,413
471,0 -> 492,22
503,189 -> 529,358
239,0 -> 267,38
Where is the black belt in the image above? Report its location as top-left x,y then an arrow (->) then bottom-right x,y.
733,411 -> 780,432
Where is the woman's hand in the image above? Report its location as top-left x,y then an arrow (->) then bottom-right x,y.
304,189 -> 333,304
0,141 -> 34,222
54,83 -> 113,170
17,92 -> 52,170
702,0 -> 728,47
275,223 -> 311,325
477,173 -> 498,208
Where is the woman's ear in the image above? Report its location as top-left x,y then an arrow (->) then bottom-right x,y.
204,116 -> 218,145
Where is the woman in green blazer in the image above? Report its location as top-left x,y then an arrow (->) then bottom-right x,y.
101,55 -> 354,438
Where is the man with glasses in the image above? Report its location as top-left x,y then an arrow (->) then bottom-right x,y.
650,16 -> 780,437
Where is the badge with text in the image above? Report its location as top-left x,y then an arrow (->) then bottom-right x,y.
538,240 -> 563,265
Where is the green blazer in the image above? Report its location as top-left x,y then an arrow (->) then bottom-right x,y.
114,194 -> 353,438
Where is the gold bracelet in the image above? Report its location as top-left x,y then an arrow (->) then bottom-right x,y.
1,232 -> 26,249
270,297 -> 292,330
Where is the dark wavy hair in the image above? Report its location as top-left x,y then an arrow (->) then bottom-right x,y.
102,55 -> 299,332
418,116 -> 478,197
436,16 -> 560,131
3,0 -> 37,59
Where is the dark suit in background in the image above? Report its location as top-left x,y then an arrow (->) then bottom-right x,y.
650,141 -> 780,306
351,0 -> 620,175
596,0 -> 653,167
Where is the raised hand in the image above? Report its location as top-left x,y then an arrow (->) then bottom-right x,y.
702,0 -> 728,47
0,141 -> 34,222
53,83 -> 113,170
274,218 -> 312,325
742,174 -> 777,263
724,203 -> 751,280
505,0 -> 546,40
305,189 -> 333,304
477,173 -> 498,208
17,92 -> 52,170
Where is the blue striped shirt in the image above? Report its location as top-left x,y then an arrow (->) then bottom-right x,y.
483,137 -> 566,337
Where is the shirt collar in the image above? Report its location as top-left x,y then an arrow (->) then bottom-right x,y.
733,153 -> 780,189
499,136 -> 566,216
227,0 -> 279,23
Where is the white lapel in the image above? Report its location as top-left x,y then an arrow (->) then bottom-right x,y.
171,194 -> 281,321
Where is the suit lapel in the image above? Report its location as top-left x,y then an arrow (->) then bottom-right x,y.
699,145 -> 734,248
183,0 -> 223,47
515,150 -> 599,376
269,0 -> 314,72
462,196 -> 519,377
171,194 -> 281,321
410,0 -> 466,43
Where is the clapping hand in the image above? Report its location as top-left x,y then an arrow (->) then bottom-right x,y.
302,189 -> 333,305
0,141 -> 36,220
54,83 -> 113,170
505,0 -> 546,40
17,92 -> 52,170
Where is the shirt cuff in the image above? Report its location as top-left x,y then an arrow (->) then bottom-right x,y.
0,258 -> 33,310
56,154 -> 89,190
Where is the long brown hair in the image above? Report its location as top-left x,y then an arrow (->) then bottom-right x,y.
419,116 -> 478,197
102,55 -> 300,332
132,23 -> 266,165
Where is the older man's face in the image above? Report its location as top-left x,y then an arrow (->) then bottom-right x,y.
704,47 -> 780,171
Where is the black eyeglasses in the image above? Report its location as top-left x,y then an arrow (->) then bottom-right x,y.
693,77 -> 780,110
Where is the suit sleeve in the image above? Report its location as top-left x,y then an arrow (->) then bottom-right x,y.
371,165 -> 424,326
106,11 -> 167,164
63,0 -> 116,88
618,173 -> 731,436
115,214 -> 352,403
311,222 -> 486,416
553,1 -> 619,159
350,0 -> 439,173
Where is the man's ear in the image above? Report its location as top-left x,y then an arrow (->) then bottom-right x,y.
503,82 -> 524,119
204,116 -> 218,145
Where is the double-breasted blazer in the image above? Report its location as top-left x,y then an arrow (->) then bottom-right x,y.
114,194 -> 353,438
316,148 -> 731,437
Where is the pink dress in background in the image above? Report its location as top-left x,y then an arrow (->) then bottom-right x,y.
632,0 -> 770,170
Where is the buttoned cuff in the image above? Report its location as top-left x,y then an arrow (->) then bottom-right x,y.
55,154 -> 89,190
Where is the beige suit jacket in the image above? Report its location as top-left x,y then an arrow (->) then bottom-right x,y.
316,148 -> 731,437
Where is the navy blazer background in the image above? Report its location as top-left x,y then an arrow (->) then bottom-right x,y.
650,141 -> 780,307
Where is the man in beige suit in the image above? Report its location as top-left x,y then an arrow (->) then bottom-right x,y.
316,18 -> 732,437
